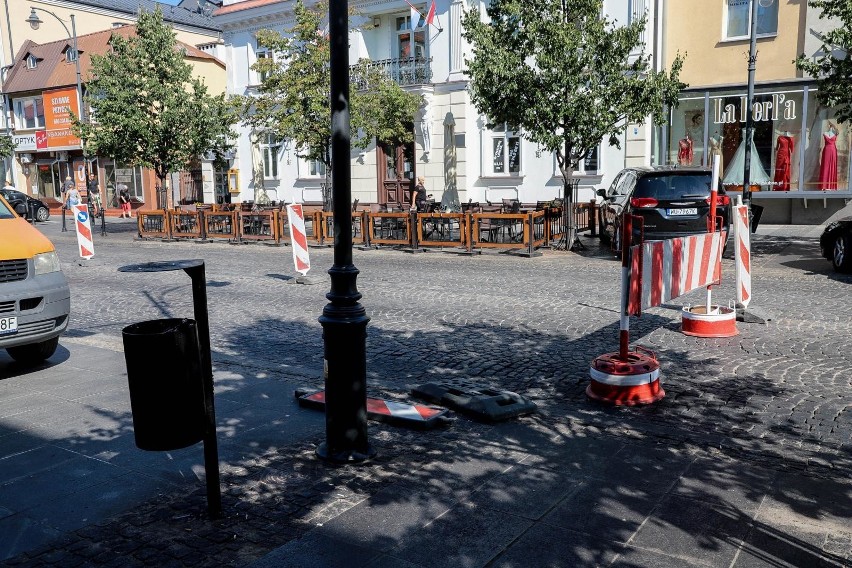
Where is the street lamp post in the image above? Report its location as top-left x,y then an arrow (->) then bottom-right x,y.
26,7 -> 86,227
742,0 -> 774,207
316,0 -> 375,463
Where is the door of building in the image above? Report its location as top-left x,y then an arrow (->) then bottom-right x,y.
377,139 -> 415,207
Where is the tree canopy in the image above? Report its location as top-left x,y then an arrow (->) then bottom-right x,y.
242,0 -> 421,169
462,0 -> 685,244
795,0 -> 852,123
75,7 -> 237,196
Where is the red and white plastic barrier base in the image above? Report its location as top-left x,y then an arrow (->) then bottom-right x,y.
587,350 -> 664,406
295,389 -> 452,430
681,305 -> 738,337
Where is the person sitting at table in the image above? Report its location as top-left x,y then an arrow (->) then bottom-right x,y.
411,176 -> 428,212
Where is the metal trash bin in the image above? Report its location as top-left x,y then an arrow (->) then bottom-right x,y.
122,318 -> 206,451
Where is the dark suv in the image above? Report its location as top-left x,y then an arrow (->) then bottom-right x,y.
597,166 -> 730,252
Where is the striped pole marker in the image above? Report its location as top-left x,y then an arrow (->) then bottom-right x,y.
733,198 -> 751,308
286,204 -> 310,275
72,204 -> 94,259
296,390 -> 452,430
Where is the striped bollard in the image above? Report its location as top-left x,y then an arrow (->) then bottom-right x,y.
286,204 -> 311,278
733,197 -> 751,309
72,204 -> 94,260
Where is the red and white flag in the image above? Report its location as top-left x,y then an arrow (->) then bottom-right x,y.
426,0 -> 436,26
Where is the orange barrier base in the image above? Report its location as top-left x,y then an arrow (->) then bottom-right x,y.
681,305 -> 738,338
587,350 -> 665,406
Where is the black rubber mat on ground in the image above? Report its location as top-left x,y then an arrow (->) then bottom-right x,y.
411,379 -> 536,422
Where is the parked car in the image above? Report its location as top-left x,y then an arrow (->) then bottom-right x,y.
0,193 -> 70,364
0,188 -> 50,222
597,166 -> 731,253
819,217 -> 852,273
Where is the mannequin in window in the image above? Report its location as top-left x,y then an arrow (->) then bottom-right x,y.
819,121 -> 839,190
677,132 -> 694,165
773,130 -> 794,190
708,132 -> 724,175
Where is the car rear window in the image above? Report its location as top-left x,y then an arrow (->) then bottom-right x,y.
634,174 -> 712,200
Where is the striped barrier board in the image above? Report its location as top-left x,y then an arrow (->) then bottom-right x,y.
295,389 -> 452,430
71,204 -> 94,259
733,202 -> 751,308
286,204 -> 311,275
627,230 -> 725,316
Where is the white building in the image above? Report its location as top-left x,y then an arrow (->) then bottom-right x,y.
213,0 -> 658,208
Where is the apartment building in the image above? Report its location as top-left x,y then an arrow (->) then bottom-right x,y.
213,0 -> 656,208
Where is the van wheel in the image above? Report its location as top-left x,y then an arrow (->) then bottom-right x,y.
6,337 -> 59,364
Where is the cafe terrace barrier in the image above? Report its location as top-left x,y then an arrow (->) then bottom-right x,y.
138,202 -> 595,253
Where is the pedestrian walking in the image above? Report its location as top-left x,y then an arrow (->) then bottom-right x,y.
411,175 -> 428,212
65,183 -> 81,209
87,172 -> 102,217
61,176 -> 75,208
118,184 -> 132,218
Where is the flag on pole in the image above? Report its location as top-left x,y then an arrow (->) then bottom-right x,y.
405,0 -> 422,29
426,0 -> 436,26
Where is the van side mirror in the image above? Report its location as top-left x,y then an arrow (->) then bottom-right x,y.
596,188 -> 607,198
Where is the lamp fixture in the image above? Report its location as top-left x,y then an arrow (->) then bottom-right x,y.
373,16 -> 381,28
26,8 -> 42,30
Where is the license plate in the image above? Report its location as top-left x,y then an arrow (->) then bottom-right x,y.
668,208 -> 697,216
0,317 -> 17,335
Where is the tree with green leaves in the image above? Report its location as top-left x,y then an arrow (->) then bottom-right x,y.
795,0 -> 852,123
74,7 -> 237,207
0,137 -> 16,161
242,0 -> 421,209
462,0 -> 685,247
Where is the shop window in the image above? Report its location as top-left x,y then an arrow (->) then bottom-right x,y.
13,97 -> 45,130
577,146 -> 601,175
725,0 -> 778,40
260,134 -> 280,180
488,123 -> 522,176
802,93 -> 848,192
105,162 -> 143,205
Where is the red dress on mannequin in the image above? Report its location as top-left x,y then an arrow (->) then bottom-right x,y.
677,137 -> 693,165
772,135 -> 794,190
819,133 -> 838,190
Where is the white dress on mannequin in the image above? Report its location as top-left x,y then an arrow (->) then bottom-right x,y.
722,129 -> 771,186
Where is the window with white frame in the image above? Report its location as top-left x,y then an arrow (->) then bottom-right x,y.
487,123 -> 522,176
297,154 -> 327,179
725,0 -> 778,40
13,97 -> 45,129
260,134 -> 281,179
396,15 -> 427,59
255,49 -> 271,84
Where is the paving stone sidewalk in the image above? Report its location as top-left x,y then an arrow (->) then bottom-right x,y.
0,219 -> 849,567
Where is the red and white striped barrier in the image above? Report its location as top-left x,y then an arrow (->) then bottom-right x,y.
296,390 -> 451,429
627,231 -> 724,316
286,204 -> 311,275
71,204 -> 94,259
733,199 -> 751,308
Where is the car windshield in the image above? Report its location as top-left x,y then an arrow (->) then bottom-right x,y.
0,197 -> 14,219
634,174 -> 711,200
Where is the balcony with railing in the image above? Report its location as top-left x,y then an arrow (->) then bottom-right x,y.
351,57 -> 433,89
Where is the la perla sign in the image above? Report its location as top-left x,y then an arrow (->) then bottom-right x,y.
713,93 -> 797,124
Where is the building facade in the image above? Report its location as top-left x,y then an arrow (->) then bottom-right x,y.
0,0 -> 225,208
1,25 -> 226,211
659,0 -> 851,224
214,0 -> 658,209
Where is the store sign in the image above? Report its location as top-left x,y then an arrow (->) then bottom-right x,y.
713,93 -> 797,125
42,87 -> 81,149
12,134 -> 37,151
35,130 -> 48,150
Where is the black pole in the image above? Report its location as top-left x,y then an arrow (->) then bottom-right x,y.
316,0 -> 375,463
742,0 -> 759,207
61,205 -> 67,232
183,262 -> 222,518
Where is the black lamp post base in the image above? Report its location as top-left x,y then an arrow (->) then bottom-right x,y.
316,442 -> 377,464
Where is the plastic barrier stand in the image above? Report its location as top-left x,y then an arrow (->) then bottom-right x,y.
295,389 -> 453,430
411,379 -> 537,422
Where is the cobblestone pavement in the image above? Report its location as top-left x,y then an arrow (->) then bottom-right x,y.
2,217 -> 850,566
